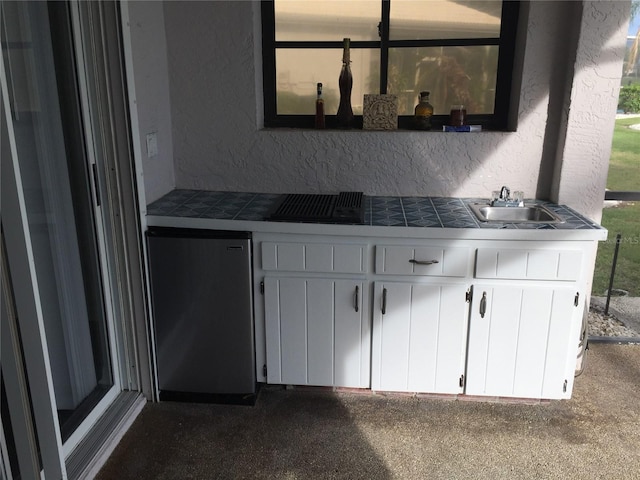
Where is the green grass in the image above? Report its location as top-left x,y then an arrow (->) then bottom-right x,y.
592,202 -> 640,297
591,117 -> 640,297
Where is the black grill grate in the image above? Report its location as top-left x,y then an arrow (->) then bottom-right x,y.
272,194 -> 335,220
268,192 -> 364,224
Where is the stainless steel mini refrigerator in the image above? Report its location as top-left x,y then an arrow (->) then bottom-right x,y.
146,227 -> 256,404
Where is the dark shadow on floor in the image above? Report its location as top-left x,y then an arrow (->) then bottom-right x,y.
97,345 -> 640,479
96,386 -> 392,479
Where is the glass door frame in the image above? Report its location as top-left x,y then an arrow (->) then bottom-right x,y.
1,53 -> 66,476
1,0 -> 151,476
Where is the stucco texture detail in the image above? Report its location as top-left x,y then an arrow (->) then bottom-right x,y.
554,1 -> 629,222
128,1 -> 175,204
151,1 -> 629,220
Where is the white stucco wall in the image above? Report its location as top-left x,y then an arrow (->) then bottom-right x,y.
125,0 -> 175,204
129,0 -> 629,221
552,1 -> 630,222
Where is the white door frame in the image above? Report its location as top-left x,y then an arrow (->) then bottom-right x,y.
1,1 -> 152,476
1,49 -> 67,478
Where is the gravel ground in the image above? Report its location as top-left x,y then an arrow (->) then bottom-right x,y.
588,302 -> 640,338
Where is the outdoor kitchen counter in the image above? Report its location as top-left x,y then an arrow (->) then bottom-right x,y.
146,189 -> 607,397
146,190 -> 607,241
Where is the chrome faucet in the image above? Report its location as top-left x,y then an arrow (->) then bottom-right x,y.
491,186 -> 524,207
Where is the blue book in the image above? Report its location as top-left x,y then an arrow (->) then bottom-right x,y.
443,125 -> 482,132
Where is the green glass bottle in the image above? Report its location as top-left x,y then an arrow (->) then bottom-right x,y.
414,91 -> 434,130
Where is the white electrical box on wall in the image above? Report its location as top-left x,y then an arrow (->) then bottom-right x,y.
146,132 -> 158,158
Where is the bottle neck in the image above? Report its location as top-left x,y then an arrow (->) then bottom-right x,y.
342,38 -> 350,64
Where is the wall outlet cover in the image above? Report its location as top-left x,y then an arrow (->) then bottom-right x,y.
146,132 -> 158,157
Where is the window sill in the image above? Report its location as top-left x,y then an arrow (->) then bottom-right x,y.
260,126 -> 513,133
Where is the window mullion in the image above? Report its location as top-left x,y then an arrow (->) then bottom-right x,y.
379,0 -> 390,94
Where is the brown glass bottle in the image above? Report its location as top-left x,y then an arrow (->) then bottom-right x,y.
414,91 -> 434,130
315,82 -> 325,129
336,38 -> 354,129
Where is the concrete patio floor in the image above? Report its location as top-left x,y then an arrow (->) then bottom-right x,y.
96,343 -> 640,479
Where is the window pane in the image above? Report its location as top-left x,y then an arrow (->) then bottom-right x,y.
2,1 -> 114,442
275,1 -> 380,41
389,0 -> 502,40
276,48 -> 379,115
387,46 -> 498,115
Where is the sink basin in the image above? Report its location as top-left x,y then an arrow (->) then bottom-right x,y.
468,203 -> 564,223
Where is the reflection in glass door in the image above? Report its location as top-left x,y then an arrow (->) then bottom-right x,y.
1,1 -> 115,442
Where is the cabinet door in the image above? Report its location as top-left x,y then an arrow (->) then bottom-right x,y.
371,282 -> 469,394
466,284 -> 582,399
264,277 -> 369,388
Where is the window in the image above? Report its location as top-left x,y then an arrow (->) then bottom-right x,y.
262,0 -> 520,130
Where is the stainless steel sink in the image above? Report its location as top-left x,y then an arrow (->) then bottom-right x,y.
468,202 -> 564,223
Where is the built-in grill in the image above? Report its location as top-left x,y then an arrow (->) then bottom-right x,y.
268,192 -> 365,224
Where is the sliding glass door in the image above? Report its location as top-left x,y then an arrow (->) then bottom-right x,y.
1,0 -> 118,454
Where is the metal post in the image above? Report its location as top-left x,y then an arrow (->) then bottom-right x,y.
605,233 -> 622,316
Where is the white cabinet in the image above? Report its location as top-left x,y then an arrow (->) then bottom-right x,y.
475,248 -> 583,281
370,244 -> 471,394
376,245 -> 470,277
467,246 -> 585,399
264,277 -> 369,388
371,282 -> 469,394
466,285 -> 582,399
261,240 -> 370,388
255,234 -> 596,400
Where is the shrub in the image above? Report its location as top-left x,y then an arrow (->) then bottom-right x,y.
618,84 -> 640,113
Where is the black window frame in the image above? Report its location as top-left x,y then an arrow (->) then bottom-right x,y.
262,0 -> 520,130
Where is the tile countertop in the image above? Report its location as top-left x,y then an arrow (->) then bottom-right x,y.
146,190 -> 608,241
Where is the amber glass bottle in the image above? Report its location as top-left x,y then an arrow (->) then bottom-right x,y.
336,38 -> 354,129
315,82 -> 325,129
414,91 -> 434,130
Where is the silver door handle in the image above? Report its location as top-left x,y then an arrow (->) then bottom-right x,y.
381,288 -> 387,315
409,259 -> 439,265
354,285 -> 359,312
480,292 -> 487,318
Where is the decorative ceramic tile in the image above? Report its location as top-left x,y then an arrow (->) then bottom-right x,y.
406,216 -> 442,228
200,207 -> 236,219
370,196 -> 406,226
478,222 -> 519,229
171,206 -> 210,218
147,190 -> 605,231
146,201 -> 180,216
235,194 -> 281,221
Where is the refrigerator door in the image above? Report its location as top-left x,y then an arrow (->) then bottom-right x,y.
147,228 -> 255,396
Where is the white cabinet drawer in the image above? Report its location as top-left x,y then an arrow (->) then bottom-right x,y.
375,245 -> 470,277
261,242 -> 367,273
475,248 -> 582,281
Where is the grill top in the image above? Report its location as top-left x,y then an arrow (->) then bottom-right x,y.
268,192 -> 364,224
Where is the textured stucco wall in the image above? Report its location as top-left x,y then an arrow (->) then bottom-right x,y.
551,1 -> 630,222
133,0 -> 628,220
126,1 -> 175,204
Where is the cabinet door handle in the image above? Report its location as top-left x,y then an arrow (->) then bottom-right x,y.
409,259 -> 439,265
381,288 -> 387,315
480,291 -> 487,318
354,285 -> 359,312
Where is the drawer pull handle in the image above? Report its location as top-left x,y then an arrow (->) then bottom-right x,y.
354,285 -> 359,312
381,288 -> 387,315
480,292 -> 487,318
409,259 -> 439,265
